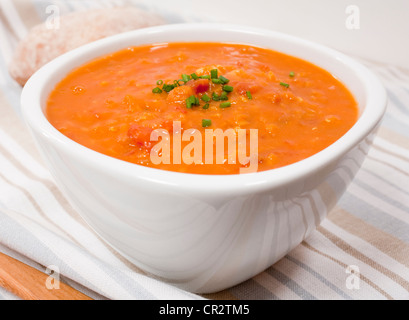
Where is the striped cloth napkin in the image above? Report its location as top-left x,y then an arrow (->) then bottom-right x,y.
1,0 -> 409,300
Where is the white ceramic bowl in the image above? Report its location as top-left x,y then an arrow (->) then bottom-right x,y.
21,23 -> 386,293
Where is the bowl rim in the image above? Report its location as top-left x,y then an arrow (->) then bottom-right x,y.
21,22 -> 387,195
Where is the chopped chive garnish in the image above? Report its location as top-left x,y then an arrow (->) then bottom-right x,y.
280,82 -> 290,88
212,92 -> 220,101
219,75 -> 230,84
186,95 -> 200,109
220,91 -> 228,101
289,71 -> 295,77
212,79 -> 223,84
202,119 -> 212,127
191,95 -> 198,104
162,83 -> 175,92
152,69 -> 249,110
219,102 -> 231,108
186,95 -> 195,108
201,94 -> 211,102
186,97 -> 193,109
181,74 -> 190,83
222,85 -> 233,92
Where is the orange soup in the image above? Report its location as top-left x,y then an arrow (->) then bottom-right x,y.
46,42 -> 358,174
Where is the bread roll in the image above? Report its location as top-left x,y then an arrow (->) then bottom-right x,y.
9,6 -> 165,86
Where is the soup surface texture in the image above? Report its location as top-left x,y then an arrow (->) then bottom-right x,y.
46,42 -> 358,174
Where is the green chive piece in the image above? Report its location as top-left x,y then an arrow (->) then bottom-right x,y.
199,75 -> 211,80
186,95 -> 200,108
173,80 -> 181,87
210,69 -> 218,79
202,119 -> 212,127
219,75 -> 230,84
152,87 -> 162,94
246,91 -> 253,99
186,97 -> 192,109
162,83 -> 175,92
222,85 -> 233,92
186,97 -> 193,109
191,73 -> 199,80
190,95 -> 197,104
203,103 -> 210,110
212,79 -> 223,84
219,102 -> 231,108
181,74 -> 190,83
156,80 -> 163,85
186,95 -> 197,108
280,82 -> 290,88
201,94 -> 211,102
212,92 -> 220,101
220,91 -> 228,101
289,71 -> 295,77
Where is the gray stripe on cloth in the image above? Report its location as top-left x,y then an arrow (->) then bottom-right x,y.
338,192 -> 409,244
285,255 -> 353,300
266,267 -> 316,300
229,279 -> 279,300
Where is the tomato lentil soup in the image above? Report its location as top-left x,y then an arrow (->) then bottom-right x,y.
46,42 -> 358,174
